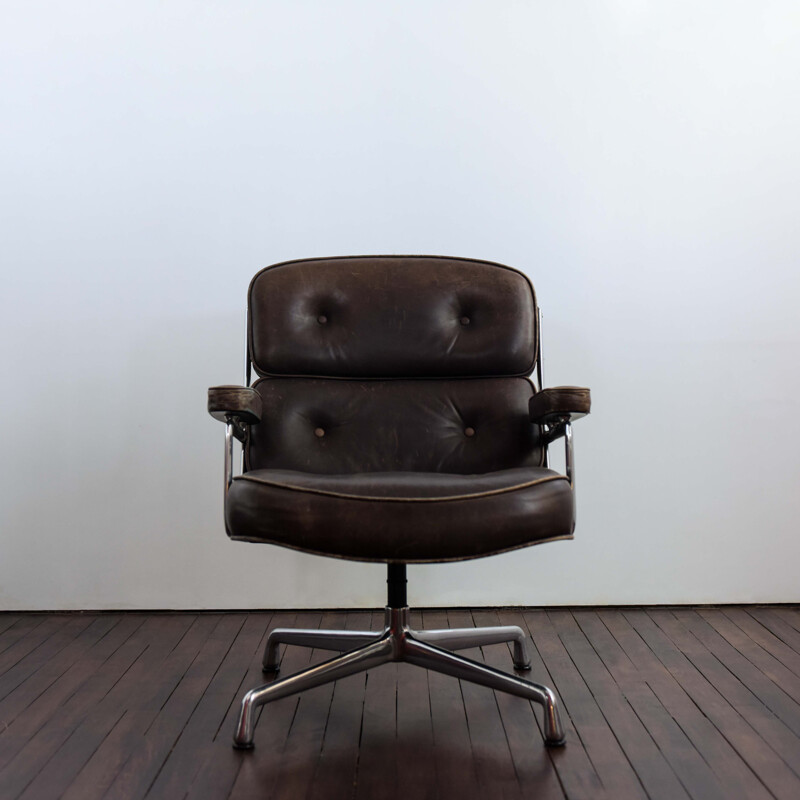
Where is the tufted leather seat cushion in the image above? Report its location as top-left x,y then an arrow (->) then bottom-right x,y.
248,256 -> 537,378
225,467 -> 573,562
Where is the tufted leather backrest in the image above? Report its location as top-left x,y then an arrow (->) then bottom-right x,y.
246,377 -> 543,474
246,256 -> 542,475
248,256 -> 537,378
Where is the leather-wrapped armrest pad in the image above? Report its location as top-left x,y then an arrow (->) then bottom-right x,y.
208,385 -> 262,424
529,386 -> 591,423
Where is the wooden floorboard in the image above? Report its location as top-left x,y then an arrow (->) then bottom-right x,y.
394,608 -> 437,800
423,609 -> 479,800
0,616 -> 48,660
145,611 -> 273,800
649,610 -> 800,800
0,606 -> 798,800
227,611 -> 324,800
17,614 -> 206,800
746,608 -> 800,658
474,609 -> 565,800
448,608 -> 520,800
774,607 -> 800,635
549,609 -> 689,800
270,609 -> 351,800
500,608 -> 604,799
527,609 -> 649,800
572,610 -> 728,800
0,615 -> 24,638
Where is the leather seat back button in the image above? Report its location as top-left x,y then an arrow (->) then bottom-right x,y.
317,315 -> 328,324
464,427 -> 475,437
460,316 -> 471,326
314,427 -> 326,438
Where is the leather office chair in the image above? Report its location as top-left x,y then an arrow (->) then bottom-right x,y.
208,255 -> 590,750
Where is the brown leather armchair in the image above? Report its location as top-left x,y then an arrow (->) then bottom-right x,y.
208,255 -> 590,750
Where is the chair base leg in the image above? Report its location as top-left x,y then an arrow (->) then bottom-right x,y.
262,628 -> 380,673
412,624 -> 531,670
235,607 -> 565,749
235,636 -> 394,748
262,616 -> 531,672
403,635 -> 564,746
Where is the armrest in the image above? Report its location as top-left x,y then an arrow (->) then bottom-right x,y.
208,385 -> 262,425
210,386 -> 261,502
529,386 -> 591,425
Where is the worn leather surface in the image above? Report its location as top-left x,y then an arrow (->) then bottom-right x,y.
248,256 -> 537,378
246,377 -> 543,474
226,467 -> 573,562
207,385 -> 262,424
529,386 -> 591,423
218,255 -> 585,563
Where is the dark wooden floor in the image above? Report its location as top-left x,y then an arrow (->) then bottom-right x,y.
1,608 -> 800,800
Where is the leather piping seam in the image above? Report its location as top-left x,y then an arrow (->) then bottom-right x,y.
233,473 -> 567,503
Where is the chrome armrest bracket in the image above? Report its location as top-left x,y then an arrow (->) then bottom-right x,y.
224,423 -> 235,496
226,415 -> 248,443
541,416 -> 576,528
565,420 -> 575,529
542,416 -> 574,487
224,420 -> 247,499
564,421 -> 574,488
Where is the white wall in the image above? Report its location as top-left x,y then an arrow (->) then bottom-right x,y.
2,1 -> 799,610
